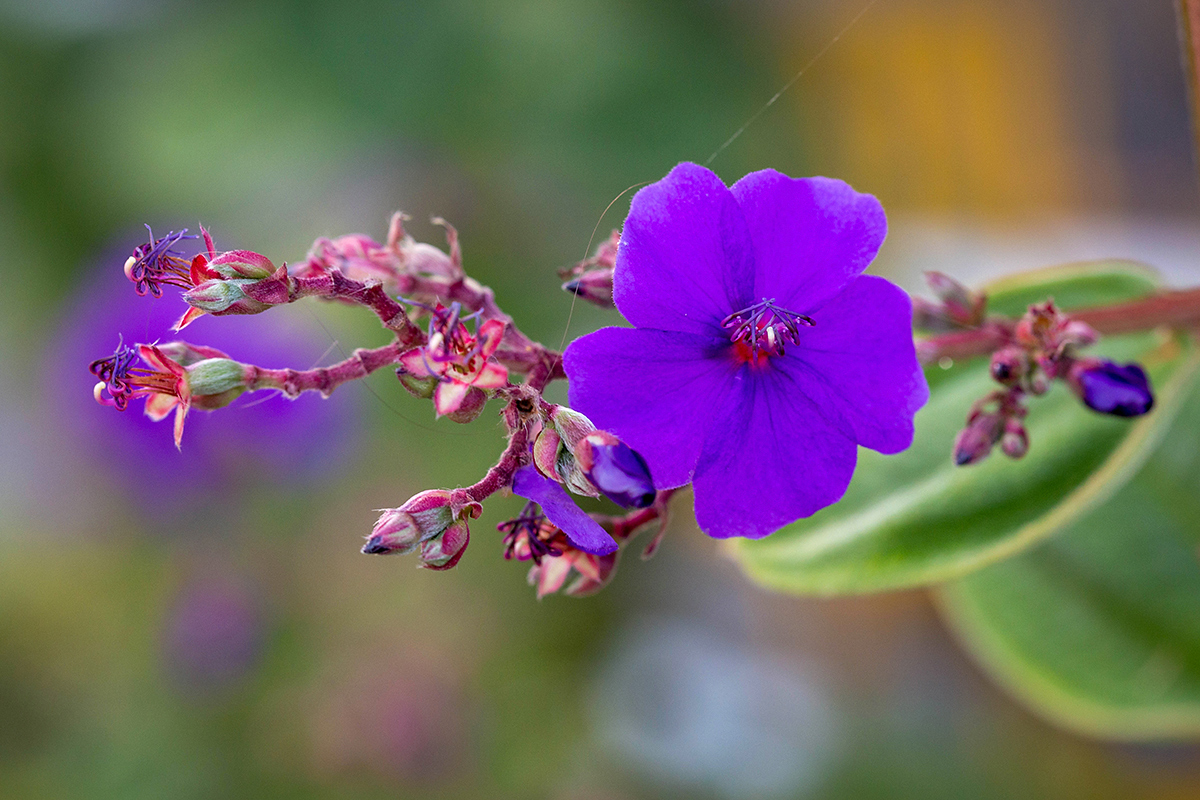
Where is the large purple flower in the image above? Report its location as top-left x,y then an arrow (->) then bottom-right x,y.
564,163 -> 928,539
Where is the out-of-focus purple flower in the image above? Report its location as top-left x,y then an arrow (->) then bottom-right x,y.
565,163 -> 928,539
163,576 -> 262,692
45,240 -> 358,519
511,465 -> 617,556
1070,358 -> 1155,417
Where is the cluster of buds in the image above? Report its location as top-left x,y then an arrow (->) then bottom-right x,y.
533,406 -> 655,509
927,274 -> 1157,466
364,490 -> 481,571
559,229 -> 619,308
92,216 -> 671,598
90,341 -> 252,448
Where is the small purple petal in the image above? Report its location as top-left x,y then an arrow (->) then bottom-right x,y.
1077,361 -> 1154,417
730,170 -> 886,314
615,162 -> 757,336
512,466 -> 617,556
778,275 -> 928,455
691,369 -> 858,539
565,327 -> 734,489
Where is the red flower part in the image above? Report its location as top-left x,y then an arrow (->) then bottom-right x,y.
123,226 -> 199,298
90,343 -> 196,449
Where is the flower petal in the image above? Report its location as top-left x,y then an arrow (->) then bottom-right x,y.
144,392 -> 178,421
565,326 -> 734,489
691,367 -> 858,539
730,170 -> 886,314
614,162 -> 756,336
433,380 -> 469,416
781,275 -> 929,454
512,466 -> 617,555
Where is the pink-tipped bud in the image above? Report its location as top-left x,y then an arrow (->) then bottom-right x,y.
419,520 -> 470,570
363,510 -> 422,555
989,346 -> 1027,386
953,413 -> 1003,466
362,490 -> 455,556
1000,418 -> 1029,459
562,268 -> 615,308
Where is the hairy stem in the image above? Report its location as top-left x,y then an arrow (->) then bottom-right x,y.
246,342 -> 405,397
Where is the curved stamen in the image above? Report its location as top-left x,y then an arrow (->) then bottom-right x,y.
124,225 -> 199,297
89,341 -> 181,410
498,502 -> 564,564
721,298 -> 814,357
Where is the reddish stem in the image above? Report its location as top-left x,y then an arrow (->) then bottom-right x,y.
246,342 -> 405,397
292,271 -> 423,341
918,286 -> 1200,364
462,423 -> 531,503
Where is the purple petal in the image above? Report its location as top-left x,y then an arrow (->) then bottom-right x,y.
512,466 -> 617,556
691,369 -> 858,539
730,170 -> 886,314
614,162 -> 756,336
778,275 -> 929,455
565,326 -> 735,489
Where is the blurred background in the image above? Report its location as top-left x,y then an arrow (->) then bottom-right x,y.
2,0 -> 1200,797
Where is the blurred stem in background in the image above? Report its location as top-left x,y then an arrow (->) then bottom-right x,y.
1178,0 -> 1200,181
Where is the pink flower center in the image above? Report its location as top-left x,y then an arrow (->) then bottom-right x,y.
721,298 -> 813,360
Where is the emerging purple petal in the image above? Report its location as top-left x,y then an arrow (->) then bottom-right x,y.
512,466 -> 617,556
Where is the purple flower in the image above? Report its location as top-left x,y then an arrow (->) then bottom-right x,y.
564,163 -> 928,539
1070,359 -> 1154,417
511,465 -> 617,555
575,432 -> 656,509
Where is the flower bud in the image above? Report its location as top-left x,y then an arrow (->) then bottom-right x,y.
532,426 -> 563,480
185,358 -> 247,397
362,490 -> 455,555
548,406 -> 596,447
573,431 -> 656,509
953,413 -> 1003,466
1070,359 -> 1154,417
924,271 -> 985,326
206,250 -> 277,281
989,346 -> 1026,386
419,520 -> 470,570
362,510 -> 422,555
1000,418 -> 1029,459
184,279 -> 273,316
562,268 -> 615,308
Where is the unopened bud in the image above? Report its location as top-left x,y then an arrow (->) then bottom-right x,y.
562,268 -> 615,308
532,426 -> 563,480
184,279 -> 273,315
206,250 -> 277,281
548,406 -> 596,447
953,413 -> 1003,466
574,431 -> 655,509
419,520 -> 470,570
989,346 -> 1027,386
1070,359 -> 1154,417
1000,418 -> 1029,459
363,510 -> 421,555
362,490 -> 455,556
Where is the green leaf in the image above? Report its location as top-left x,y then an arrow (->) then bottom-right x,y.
937,381 -> 1200,739
732,261 -> 1200,595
